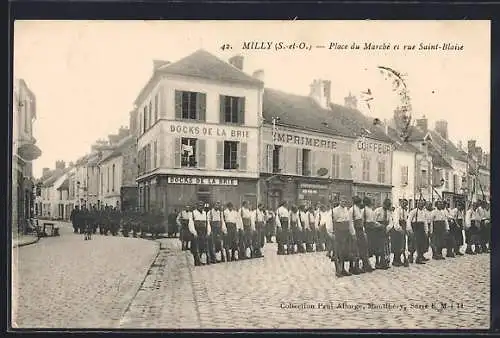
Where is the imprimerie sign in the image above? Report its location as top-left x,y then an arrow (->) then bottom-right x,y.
273,132 -> 337,150
168,176 -> 238,186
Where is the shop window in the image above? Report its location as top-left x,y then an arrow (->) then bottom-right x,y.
224,141 -> 238,169
175,90 -> 206,121
377,160 -> 386,184
272,145 -> 282,173
362,158 -> 370,181
181,138 -> 197,168
220,95 -> 245,124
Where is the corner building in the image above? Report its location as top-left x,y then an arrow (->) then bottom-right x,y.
135,50 -> 263,213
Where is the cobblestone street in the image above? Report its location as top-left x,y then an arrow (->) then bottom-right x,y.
11,222 -> 159,328
120,239 -> 490,330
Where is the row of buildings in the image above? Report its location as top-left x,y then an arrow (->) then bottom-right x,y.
35,49 -> 491,221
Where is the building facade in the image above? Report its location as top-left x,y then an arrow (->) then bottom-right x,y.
13,79 -> 42,232
135,50 -> 263,214
390,143 -> 417,209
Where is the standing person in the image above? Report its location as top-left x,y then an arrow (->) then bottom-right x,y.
167,209 -> 179,238
407,200 -> 429,264
265,208 -> 275,244
251,203 -> 266,258
307,205 -> 318,252
349,196 -> 372,273
430,200 -> 450,260
188,201 -> 212,266
208,201 -> 227,263
316,204 -> 333,259
479,201 -> 490,253
289,205 -> 302,254
82,206 -> 92,240
223,202 -> 240,261
465,202 -> 482,254
331,198 -> 356,277
298,205 -> 311,253
239,201 -> 253,259
449,202 -> 465,256
360,197 -> 376,271
425,201 -> 434,257
392,199 -> 410,267
373,199 -> 394,269
70,206 -> 79,234
177,205 -> 193,251
276,201 -> 291,255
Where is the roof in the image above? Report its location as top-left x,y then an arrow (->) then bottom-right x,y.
386,127 -> 421,153
429,145 -> 453,170
135,49 -> 263,105
428,130 -> 468,162
405,126 -> 428,142
41,168 -> 70,187
57,178 -> 69,191
100,135 -> 136,163
262,88 -> 393,143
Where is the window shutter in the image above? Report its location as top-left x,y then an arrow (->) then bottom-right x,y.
159,85 -> 166,118
149,102 -> 153,126
175,90 -> 182,119
219,95 -> 226,124
279,147 -> 286,173
296,149 -> 303,175
197,139 -> 206,168
340,153 -> 351,179
261,144 -> 268,172
311,151 -> 317,176
216,141 -> 224,170
239,142 -> 247,171
238,97 -> 246,125
197,93 -> 206,121
174,138 -> 181,168
266,144 -> 273,172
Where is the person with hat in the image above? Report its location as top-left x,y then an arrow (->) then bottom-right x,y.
430,200 -> 450,260
222,202 -> 241,261
275,201 -> 291,255
188,201 -> 212,266
331,197 -> 356,277
449,201 -> 465,256
208,201 -> 227,263
373,198 -> 394,269
349,196 -> 372,273
392,199 -> 411,267
177,204 -> 193,251
298,204 -> 311,253
251,203 -> 266,258
465,201 -> 482,254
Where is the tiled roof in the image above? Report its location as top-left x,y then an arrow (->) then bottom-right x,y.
405,126 -> 428,142
387,127 -> 421,153
429,145 -> 453,170
262,88 -> 393,143
57,178 -> 69,191
428,130 -> 468,162
100,135 -> 136,163
41,168 -> 69,187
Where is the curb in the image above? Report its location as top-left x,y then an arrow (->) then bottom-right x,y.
13,236 -> 41,248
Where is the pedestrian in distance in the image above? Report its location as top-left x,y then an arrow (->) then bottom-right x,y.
168,209 -> 179,238
265,208 -> 275,244
307,205 -> 318,252
478,201 -> 491,253
70,206 -> 79,234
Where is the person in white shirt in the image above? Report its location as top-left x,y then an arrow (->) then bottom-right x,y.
265,208 -> 276,244
361,197 -> 377,268
465,201 -> 483,254
307,205 -> 318,252
392,199 -> 411,267
349,196 -> 372,274
207,201 -> 227,263
425,201 -> 434,255
479,201 -> 491,253
223,202 -> 241,261
275,201 -> 291,255
176,204 -> 193,251
188,201 -> 212,266
316,204 -> 332,257
430,200 -> 450,260
238,201 -> 254,259
373,199 -> 394,269
299,205 -> 311,253
289,205 -> 302,254
449,201 -> 465,256
407,200 -> 429,264
332,198 -> 356,277
251,203 -> 266,258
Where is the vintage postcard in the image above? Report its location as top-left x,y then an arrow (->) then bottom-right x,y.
11,20 -> 490,330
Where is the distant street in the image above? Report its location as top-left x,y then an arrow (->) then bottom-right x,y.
12,224 -> 489,329
11,222 -> 158,329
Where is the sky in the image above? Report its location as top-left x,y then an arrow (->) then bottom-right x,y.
14,20 -> 490,178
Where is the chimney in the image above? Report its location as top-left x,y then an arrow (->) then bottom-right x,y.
467,140 -> 476,154
434,120 -> 448,140
252,69 -> 265,82
323,80 -> 332,107
42,167 -> 50,176
416,116 -> 428,133
229,55 -> 244,71
55,160 -> 66,170
153,60 -> 170,72
344,92 -> 358,109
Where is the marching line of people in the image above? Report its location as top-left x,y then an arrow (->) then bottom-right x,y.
175,197 -> 491,275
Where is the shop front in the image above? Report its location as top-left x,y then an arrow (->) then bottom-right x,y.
352,183 -> 393,208
138,174 -> 258,214
442,191 -> 466,208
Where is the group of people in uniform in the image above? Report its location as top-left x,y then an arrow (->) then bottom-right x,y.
175,196 -> 491,276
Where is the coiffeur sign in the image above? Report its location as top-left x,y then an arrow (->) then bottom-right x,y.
357,139 -> 393,154
168,176 -> 238,186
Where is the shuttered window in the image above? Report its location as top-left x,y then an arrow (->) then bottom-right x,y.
331,154 -> 340,178
340,153 -> 351,179
148,101 -> 153,127
216,141 -> 224,169
272,145 -> 282,173
220,95 -> 245,124
296,149 -> 303,176
197,139 -> 206,168
180,138 -> 197,168
175,90 -> 206,121
362,158 -> 370,181
377,160 -> 386,183
401,166 -> 409,186
262,144 -> 273,173
238,142 -> 247,171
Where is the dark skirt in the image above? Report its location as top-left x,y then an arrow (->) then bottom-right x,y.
390,228 -> 405,254
225,223 -> 239,250
371,226 -> 387,256
354,226 -> 369,259
432,220 -> 447,250
334,228 -> 354,261
211,221 -> 224,252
